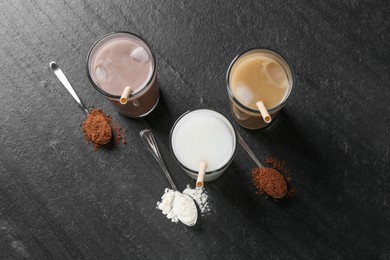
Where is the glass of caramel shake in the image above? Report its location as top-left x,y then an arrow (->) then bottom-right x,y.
226,48 -> 295,129
87,32 -> 159,117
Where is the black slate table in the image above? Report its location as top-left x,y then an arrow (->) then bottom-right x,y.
1,1 -> 389,259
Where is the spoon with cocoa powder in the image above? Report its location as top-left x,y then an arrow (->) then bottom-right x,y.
238,133 -> 287,199
50,62 -> 113,145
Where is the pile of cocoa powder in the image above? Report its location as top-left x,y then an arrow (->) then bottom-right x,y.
252,167 -> 287,198
82,109 -> 126,151
251,157 -> 296,199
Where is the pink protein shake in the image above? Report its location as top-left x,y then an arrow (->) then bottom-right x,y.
87,32 -> 159,117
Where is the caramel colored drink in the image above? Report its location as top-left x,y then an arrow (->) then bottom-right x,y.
87,32 -> 159,117
227,49 -> 294,129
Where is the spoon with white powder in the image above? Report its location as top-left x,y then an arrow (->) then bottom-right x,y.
140,129 -> 198,226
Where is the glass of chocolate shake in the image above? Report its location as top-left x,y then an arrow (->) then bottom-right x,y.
87,32 -> 159,117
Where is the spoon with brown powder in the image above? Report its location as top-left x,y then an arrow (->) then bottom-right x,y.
238,133 -> 288,199
50,62 -> 113,145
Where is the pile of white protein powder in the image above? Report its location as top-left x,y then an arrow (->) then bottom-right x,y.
157,185 -> 209,224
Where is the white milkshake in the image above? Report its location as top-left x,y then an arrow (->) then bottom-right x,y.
170,109 -> 237,181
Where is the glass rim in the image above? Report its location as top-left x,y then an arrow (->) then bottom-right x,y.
226,47 -> 296,114
169,109 -> 238,175
86,31 -> 156,99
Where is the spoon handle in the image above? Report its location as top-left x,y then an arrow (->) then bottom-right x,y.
237,133 -> 263,168
49,61 -> 89,115
140,129 -> 178,191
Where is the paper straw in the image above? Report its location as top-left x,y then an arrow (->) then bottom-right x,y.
120,86 -> 133,105
196,161 -> 207,188
256,101 -> 271,123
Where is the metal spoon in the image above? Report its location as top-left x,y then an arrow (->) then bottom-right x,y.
140,129 -> 198,226
238,133 -> 287,198
49,61 -> 113,145
237,133 -> 263,168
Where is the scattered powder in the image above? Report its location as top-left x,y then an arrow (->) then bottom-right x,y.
286,187 -> 297,199
157,189 -> 176,218
183,185 -> 210,214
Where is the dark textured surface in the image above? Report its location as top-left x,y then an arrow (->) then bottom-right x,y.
1,1 -> 389,259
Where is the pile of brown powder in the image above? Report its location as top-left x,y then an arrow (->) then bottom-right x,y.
252,167 -> 287,198
251,157 -> 296,199
81,109 -> 125,151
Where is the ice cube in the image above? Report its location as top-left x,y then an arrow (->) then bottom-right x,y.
130,46 -> 150,64
264,61 -> 288,88
234,85 -> 254,107
95,65 -> 112,83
